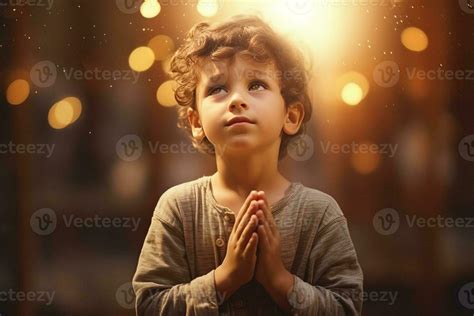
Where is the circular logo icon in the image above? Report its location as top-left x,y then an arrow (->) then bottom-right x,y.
458,134 -> 474,162
30,208 -> 57,236
116,0 -> 141,14
285,0 -> 314,15
116,282 -> 135,309
116,134 -> 143,162
459,0 -> 474,14
287,134 -> 314,161
200,59 -> 229,85
287,282 -> 313,310
373,208 -> 400,235
30,60 -> 57,88
373,60 -> 400,88
458,282 -> 474,309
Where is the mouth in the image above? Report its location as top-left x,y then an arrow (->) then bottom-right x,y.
225,116 -> 256,127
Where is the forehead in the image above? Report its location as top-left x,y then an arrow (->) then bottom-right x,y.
197,53 -> 279,85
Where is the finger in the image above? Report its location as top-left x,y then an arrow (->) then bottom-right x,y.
256,210 -> 274,243
257,224 -> 270,248
234,190 -> 258,232
234,201 -> 257,241
256,193 -> 277,234
237,214 -> 258,252
243,232 -> 258,257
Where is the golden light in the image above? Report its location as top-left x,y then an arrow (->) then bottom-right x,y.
156,80 -> 178,107
6,79 -> 30,105
350,144 -> 381,175
197,0 -> 219,17
401,27 -> 428,52
128,46 -> 155,72
140,0 -> 161,19
341,82 -> 363,106
48,97 -> 82,129
148,35 -> 175,61
336,71 -> 369,106
161,54 -> 172,75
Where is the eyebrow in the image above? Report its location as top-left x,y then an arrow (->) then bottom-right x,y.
204,68 -> 273,86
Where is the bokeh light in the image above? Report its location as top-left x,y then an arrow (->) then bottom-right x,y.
401,27 -> 429,52
197,0 -> 219,17
48,97 -> 82,129
341,82 -> 364,106
350,143 -> 381,174
6,79 -> 30,105
148,35 -> 175,61
128,46 -> 155,72
156,80 -> 178,107
140,0 -> 161,19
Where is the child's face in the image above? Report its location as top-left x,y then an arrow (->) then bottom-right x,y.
189,53 -> 302,156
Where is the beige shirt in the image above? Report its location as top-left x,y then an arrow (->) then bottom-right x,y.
133,175 -> 363,315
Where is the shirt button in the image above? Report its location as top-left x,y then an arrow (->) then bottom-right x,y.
223,214 -> 234,223
215,237 -> 225,248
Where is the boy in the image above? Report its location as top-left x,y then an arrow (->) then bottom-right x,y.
133,15 -> 363,315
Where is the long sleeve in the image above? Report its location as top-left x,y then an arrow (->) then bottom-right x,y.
132,190 -> 219,316
287,204 -> 363,315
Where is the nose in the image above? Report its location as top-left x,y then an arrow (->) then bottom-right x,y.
227,91 -> 248,112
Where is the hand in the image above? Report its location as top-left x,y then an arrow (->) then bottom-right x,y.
254,191 -> 287,289
215,191 -> 260,301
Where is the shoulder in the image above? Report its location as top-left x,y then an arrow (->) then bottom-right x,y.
153,176 -> 208,226
293,183 -> 345,229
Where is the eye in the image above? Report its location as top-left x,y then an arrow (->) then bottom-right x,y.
207,85 -> 226,96
249,81 -> 267,91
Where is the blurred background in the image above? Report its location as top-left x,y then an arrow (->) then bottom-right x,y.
1,0 -> 473,315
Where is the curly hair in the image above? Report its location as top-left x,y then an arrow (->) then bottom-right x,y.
169,14 -> 313,160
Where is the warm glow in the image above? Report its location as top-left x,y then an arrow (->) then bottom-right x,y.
350,145 -> 381,174
401,27 -> 428,52
197,0 -> 219,17
148,35 -> 175,61
140,0 -> 161,19
48,97 -> 82,129
161,54 -> 172,75
6,79 -> 30,105
128,46 -> 155,72
341,82 -> 363,106
156,80 -> 178,107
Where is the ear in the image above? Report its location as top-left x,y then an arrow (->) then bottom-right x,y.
282,102 -> 305,135
187,107 -> 205,141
